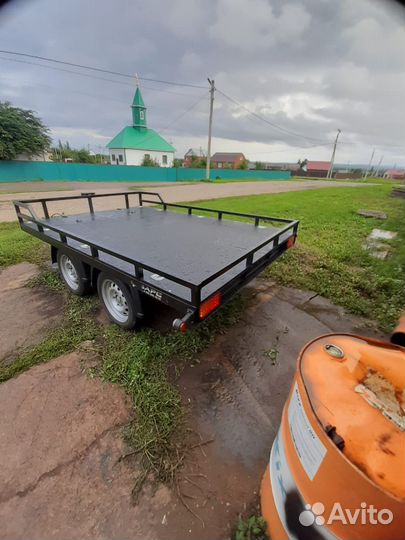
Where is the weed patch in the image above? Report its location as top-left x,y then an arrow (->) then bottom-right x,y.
233,515 -> 268,540
98,296 -> 243,492
185,185 -> 404,332
0,222 -> 47,267
1,266 -> 243,488
0,289 -> 99,382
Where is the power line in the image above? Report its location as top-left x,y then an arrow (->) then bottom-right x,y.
0,73 -> 146,107
2,50 -> 402,155
0,56 -> 199,97
216,88 -> 331,144
0,49 -> 207,89
158,91 -> 208,133
0,52 -> 338,149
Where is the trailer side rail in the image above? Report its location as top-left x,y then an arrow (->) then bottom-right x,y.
13,192 -> 298,315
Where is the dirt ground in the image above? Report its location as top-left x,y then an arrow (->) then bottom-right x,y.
0,179 -> 367,222
0,272 -> 383,540
0,263 -> 63,361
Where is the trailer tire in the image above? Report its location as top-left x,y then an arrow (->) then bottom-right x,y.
57,249 -> 90,296
97,273 -> 137,330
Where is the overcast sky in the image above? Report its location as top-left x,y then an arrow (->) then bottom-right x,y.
0,0 -> 404,166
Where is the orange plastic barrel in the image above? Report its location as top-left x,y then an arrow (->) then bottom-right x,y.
261,333 -> 405,540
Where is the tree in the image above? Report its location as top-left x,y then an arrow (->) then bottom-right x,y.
198,156 -> 207,168
50,141 -> 96,163
238,159 -> 249,170
298,158 -> 308,172
141,155 -> 160,167
0,101 -> 51,160
173,158 -> 183,168
76,149 -> 94,163
255,161 -> 265,170
189,154 -> 206,168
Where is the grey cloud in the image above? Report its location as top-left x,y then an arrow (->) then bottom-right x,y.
0,0 -> 404,164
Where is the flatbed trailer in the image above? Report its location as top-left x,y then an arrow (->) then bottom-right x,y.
14,191 -> 299,331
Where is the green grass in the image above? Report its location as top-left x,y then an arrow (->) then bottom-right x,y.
99,297 -> 242,492
185,185 -> 404,332
3,184 -> 402,332
1,183 -> 403,489
204,177 -> 289,183
293,175 -> 400,185
0,288 -> 99,382
0,262 -> 243,490
233,515 -> 268,540
0,222 -> 47,266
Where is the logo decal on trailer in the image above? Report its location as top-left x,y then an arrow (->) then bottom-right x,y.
141,285 -> 163,301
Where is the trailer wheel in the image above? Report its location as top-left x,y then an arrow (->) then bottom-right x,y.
57,250 -> 90,296
97,273 -> 137,329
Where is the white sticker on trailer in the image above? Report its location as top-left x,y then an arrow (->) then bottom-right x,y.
288,382 -> 326,480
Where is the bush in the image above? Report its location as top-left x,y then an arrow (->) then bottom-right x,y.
141,155 -> 160,167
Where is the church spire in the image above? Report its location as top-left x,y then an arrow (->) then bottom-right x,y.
131,80 -> 147,129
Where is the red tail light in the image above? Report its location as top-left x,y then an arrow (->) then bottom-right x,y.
179,321 -> 188,333
287,235 -> 296,249
199,292 -> 221,320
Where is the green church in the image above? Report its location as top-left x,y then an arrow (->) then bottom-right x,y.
107,86 -> 175,167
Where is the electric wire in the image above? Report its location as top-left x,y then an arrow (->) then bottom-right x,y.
0,50 -> 207,89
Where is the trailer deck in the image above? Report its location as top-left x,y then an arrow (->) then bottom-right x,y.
14,191 -> 299,329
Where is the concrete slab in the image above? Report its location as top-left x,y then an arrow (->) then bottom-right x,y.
368,228 -> 398,241
0,351 -> 156,540
363,228 -> 397,260
357,209 -> 387,220
0,281 -> 384,540
0,263 -> 63,362
156,282 -> 384,539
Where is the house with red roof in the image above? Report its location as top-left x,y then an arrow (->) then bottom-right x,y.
211,152 -> 246,169
305,160 -> 331,178
383,169 -> 405,180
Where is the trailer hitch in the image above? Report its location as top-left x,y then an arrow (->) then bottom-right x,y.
173,310 -> 195,333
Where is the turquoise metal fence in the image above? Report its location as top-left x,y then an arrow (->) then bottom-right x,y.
0,161 -> 290,183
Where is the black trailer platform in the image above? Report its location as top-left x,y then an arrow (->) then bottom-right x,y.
14,191 -> 299,331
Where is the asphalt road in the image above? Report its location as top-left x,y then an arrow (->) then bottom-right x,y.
0,179 -> 367,222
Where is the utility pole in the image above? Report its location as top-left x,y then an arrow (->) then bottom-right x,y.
326,129 -> 341,179
205,78 -> 215,181
364,148 -> 375,178
374,155 -> 384,177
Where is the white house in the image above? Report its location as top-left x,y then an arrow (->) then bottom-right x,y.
107,86 -> 175,167
14,151 -> 52,162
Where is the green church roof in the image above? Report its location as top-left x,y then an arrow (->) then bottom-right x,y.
107,126 -> 175,152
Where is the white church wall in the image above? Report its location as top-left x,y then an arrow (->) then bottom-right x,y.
124,149 -> 174,167
109,149 -> 126,165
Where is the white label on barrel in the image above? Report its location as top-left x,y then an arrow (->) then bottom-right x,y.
288,383 -> 326,480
